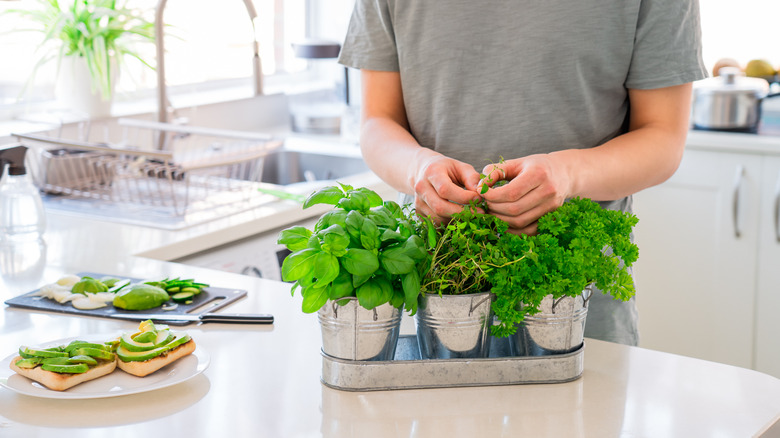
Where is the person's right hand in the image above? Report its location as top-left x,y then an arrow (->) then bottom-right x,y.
412,154 -> 482,224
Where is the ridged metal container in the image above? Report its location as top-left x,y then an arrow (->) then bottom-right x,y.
321,335 -> 584,391
510,287 -> 592,356
318,298 -> 402,361
415,292 -> 494,359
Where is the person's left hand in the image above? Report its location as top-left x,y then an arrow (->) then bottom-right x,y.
478,154 -> 572,235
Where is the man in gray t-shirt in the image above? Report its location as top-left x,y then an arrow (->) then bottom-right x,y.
339,0 -> 707,345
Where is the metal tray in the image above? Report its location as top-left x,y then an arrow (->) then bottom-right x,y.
321,335 -> 584,391
4,272 -> 247,326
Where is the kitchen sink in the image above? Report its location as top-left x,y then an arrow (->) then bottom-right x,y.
259,149 -> 369,185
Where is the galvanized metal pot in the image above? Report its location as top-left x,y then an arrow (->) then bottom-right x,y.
318,298 -> 402,361
510,286 -> 593,356
415,291 -> 494,359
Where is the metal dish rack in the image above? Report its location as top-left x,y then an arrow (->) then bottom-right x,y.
16,119 -> 283,220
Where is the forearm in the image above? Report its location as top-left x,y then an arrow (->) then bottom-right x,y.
360,114 -> 440,196
553,123 -> 687,201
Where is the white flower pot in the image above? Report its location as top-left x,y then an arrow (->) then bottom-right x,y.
55,56 -> 116,119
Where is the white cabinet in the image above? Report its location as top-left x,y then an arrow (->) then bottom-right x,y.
756,158 -> 780,377
634,140 -> 780,376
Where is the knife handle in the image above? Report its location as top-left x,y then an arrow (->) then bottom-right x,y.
200,313 -> 274,324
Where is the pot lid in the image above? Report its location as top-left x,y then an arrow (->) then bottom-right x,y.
694,67 -> 769,97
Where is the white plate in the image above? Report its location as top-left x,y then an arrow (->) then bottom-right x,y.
0,333 -> 210,399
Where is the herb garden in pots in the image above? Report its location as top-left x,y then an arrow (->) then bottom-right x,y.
277,180 -> 639,386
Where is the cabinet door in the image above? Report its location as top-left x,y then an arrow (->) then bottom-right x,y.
756,157 -> 780,378
632,149 -> 761,368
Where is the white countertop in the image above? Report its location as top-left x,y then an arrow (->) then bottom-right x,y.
1,131 -> 780,437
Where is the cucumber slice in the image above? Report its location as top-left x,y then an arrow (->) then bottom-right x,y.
171,291 -> 195,302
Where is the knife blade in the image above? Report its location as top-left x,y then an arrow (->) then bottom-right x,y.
108,312 -> 274,324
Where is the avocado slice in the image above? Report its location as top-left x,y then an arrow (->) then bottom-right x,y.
14,357 -> 43,369
67,355 -> 99,366
120,329 -> 175,352
41,362 -> 89,374
64,341 -> 111,355
69,347 -> 115,361
19,346 -> 69,359
133,330 -> 158,344
117,333 -> 190,362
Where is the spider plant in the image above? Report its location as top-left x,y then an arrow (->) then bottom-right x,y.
10,0 -> 155,100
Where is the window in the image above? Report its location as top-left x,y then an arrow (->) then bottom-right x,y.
0,0 -> 312,117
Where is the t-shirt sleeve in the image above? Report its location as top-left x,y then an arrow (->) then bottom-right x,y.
338,0 -> 399,72
626,0 -> 708,89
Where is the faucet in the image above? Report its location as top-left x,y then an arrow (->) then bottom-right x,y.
154,0 -> 264,137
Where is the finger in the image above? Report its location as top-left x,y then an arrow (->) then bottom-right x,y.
427,171 -> 481,206
416,180 -> 470,219
489,199 -> 554,232
506,221 -> 539,236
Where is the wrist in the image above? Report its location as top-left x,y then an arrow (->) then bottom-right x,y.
549,149 -> 583,199
407,147 -> 441,193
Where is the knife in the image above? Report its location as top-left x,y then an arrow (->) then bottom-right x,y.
108,312 -> 274,324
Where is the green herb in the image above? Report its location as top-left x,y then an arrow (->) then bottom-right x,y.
420,197 -> 639,338
8,0 -> 156,99
487,198 -> 639,337
278,184 -> 428,314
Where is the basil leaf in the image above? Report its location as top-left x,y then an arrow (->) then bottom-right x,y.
313,251 -> 339,285
390,288 -> 405,309
338,191 -> 369,212
383,200 -> 402,219
315,210 -> 347,232
380,246 -> 415,275
341,248 -> 379,276
356,278 -> 393,310
352,274 -> 371,288
360,217 -> 380,250
379,229 -> 404,243
354,187 -> 383,207
368,208 -> 396,229
402,269 -> 421,314
329,271 -> 354,300
301,286 -> 329,313
280,248 -> 318,282
345,210 -> 365,241
303,186 -> 345,209
277,226 -> 312,251
318,224 -> 349,256
402,234 -> 427,260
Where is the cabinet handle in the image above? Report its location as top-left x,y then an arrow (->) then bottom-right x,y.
775,173 -> 780,242
733,165 -> 745,239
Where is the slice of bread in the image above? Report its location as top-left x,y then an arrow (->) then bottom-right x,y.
117,339 -> 196,377
9,357 -> 117,391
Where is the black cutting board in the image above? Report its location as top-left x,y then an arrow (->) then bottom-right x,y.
4,272 -> 247,326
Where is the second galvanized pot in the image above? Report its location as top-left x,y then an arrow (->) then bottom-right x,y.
415,291 -> 494,359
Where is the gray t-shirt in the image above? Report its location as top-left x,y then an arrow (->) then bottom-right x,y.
339,0 -> 707,345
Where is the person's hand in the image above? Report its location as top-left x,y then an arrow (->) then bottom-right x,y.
478,154 -> 572,235
413,154 -> 482,224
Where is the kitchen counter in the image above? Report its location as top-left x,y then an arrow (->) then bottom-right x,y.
2,272 -> 780,437
1,131 -> 780,437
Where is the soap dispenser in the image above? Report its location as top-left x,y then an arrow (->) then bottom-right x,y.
0,145 -> 46,242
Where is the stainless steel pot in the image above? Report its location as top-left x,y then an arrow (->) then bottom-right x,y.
692,67 -> 780,133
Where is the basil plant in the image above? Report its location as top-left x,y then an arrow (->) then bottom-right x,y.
277,184 -> 428,314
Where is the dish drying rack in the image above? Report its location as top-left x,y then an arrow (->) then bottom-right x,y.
16,118 -> 283,225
